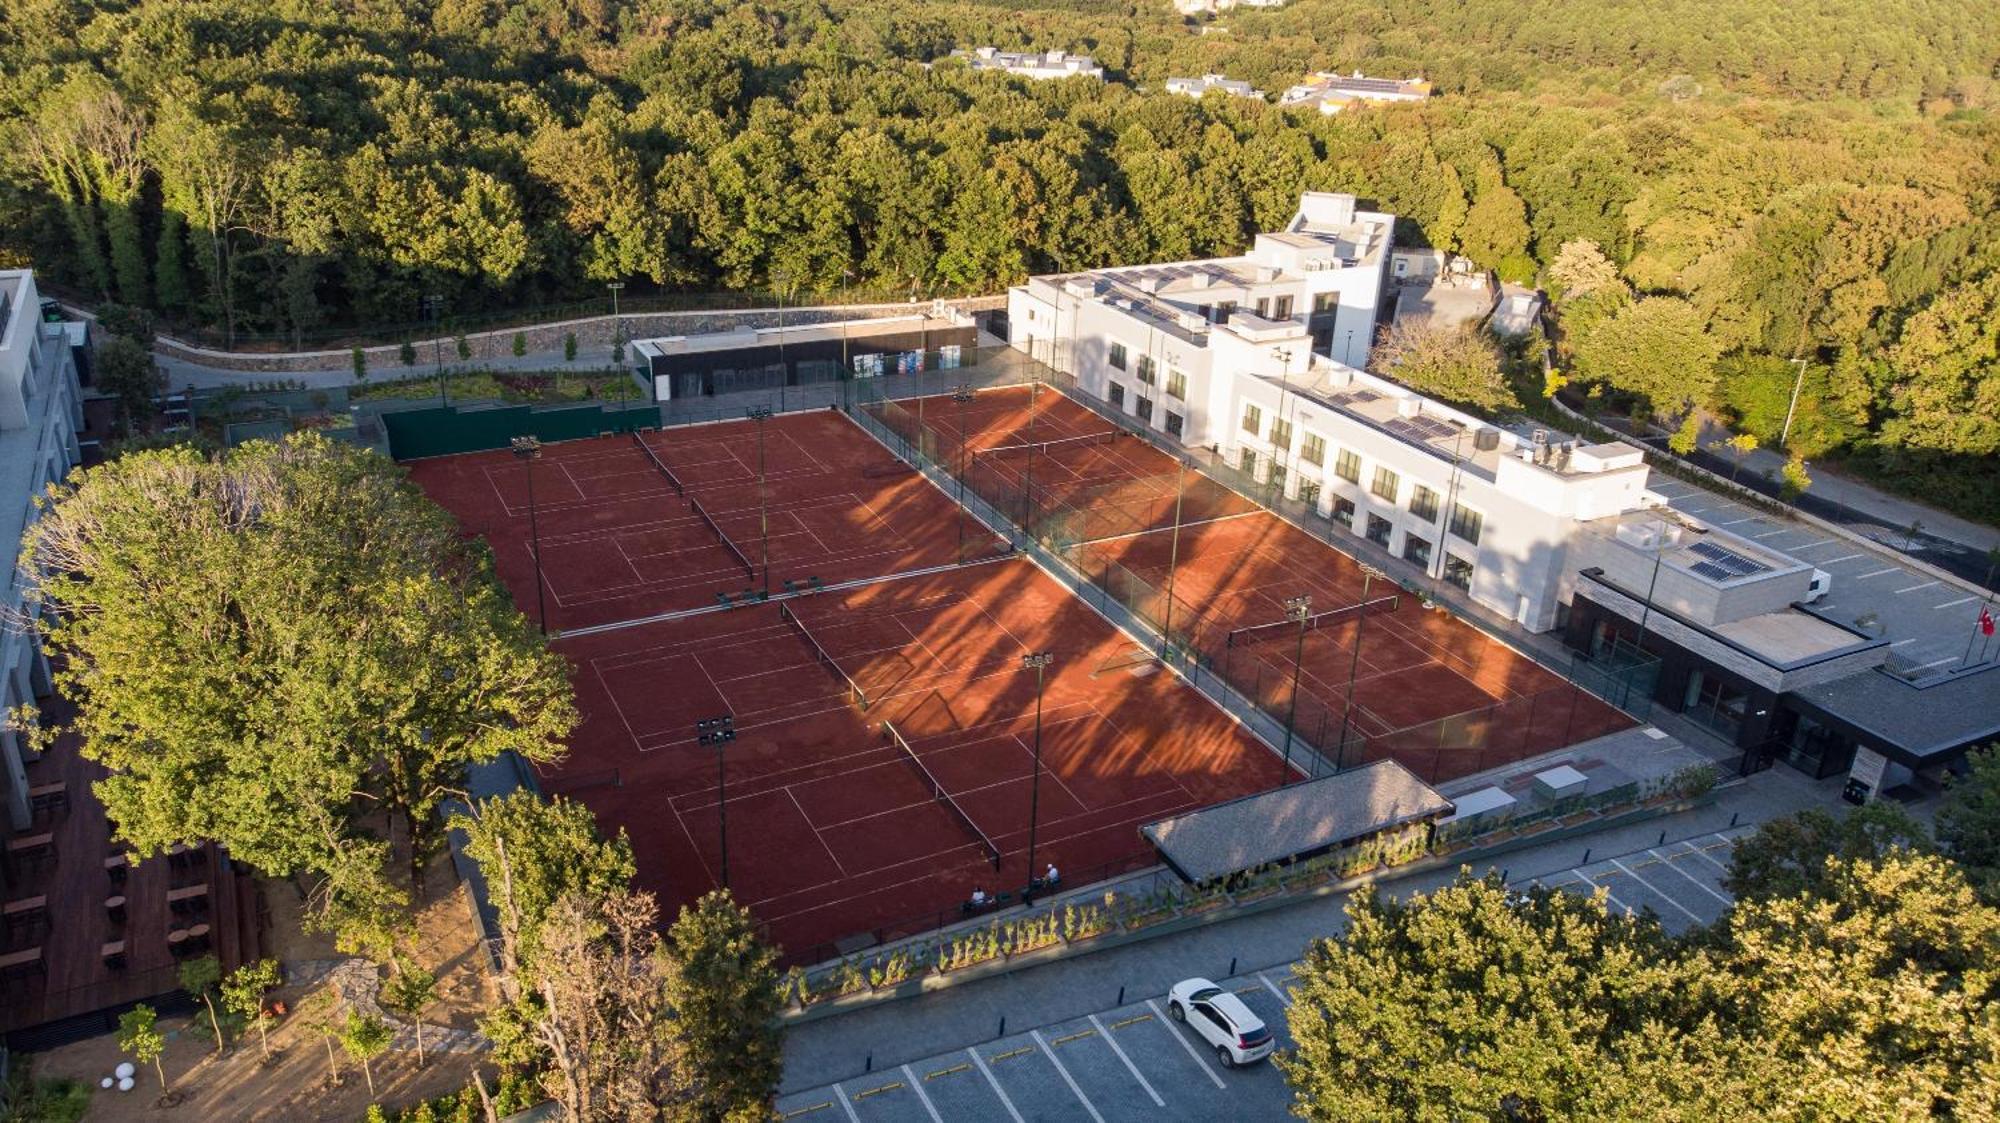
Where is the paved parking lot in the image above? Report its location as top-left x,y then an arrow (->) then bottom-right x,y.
1646,478 -> 1988,678
776,828 -> 1751,1121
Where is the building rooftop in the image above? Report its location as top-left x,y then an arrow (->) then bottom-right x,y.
1794,663 -> 2000,763
1165,74 -> 1262,99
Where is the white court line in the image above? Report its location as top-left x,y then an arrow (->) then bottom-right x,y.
1258,972 -> 1293,1007
1609,857 -> 1703,924
1148,999 -> 1227,1089
1935,596 -> 1978,610
1894,580 -> 1940,594
1682,838 -> 1733,872
965,1048 -> 1026,1123
901,1064 -> 944,1123
1032,1030 -> 1107,1123
1649,848 -> 1733,905
831,1083 -> 862,1123
1568,868 -> 1633,916
1089,1013 -> 1165,1107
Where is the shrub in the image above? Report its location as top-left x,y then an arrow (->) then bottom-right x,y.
455,334 -> 470,360
511,331 -> 527,357
563,332 -> 578,362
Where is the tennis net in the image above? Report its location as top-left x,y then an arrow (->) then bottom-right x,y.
779,603 -> 868,709
1226,594 -> 1402,648
883,721 -> 1001,870
977,429 -> 1121,461
631,432 -> 685,497
691,495 -> 755,577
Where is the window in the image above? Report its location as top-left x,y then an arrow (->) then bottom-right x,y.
1409,485 -> 1440,522
1332,497 -> 1355,528
1273,295 -> 1293,320
1135,395 -> 1154,423
1449,503 -> 1484,546
1166,369 -> 1187,400
1213,301 -> 1236,323
1312,292 -> 1338,314
1241,403 -> 1263,436
1334,449 -> 1361,484
1269,462 -> 1288,493
1165,411 -> 1184,437
1269,418 -> 1293,450
1404,533 -> 1432,567
1301,433 -> 1326,466
1371,466 -> 1400,503
1239,448 -> 1259,475
1254,297 -> 1271,318
1365,513 -> 1393,547
1136,355 -> 1156,384
1682,669 -> 1750,741
1108,342 -> 1128,370
1108,383 -> 1125,410
1443,554 -> 1474,592
1298,478 -> 1322,507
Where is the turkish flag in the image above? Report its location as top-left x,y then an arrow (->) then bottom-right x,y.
1981,607 -> 1996,637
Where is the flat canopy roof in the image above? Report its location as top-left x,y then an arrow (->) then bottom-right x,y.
1141,760 -> 1452,882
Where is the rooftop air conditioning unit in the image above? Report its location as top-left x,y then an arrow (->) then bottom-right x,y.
1473,427 -> 1500,452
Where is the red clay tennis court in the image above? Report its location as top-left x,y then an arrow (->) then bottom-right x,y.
409,408 -> 1284,959
887,383 -> 1635,782
405,410 -> 1005,632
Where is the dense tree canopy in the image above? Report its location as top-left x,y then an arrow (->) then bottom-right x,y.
2,0 -> 1997,515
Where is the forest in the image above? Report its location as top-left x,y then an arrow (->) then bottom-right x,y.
1,0 -> 1997,517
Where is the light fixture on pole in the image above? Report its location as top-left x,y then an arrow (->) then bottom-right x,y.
1021,651 -> 1055,902
510,436 -> 547,633
1338,565 -> 1386,767
747,406 -> 774,596
1278,594 -> 1312,787
1162,457 -> 1190,653
696,715 -> 736,887
771,270 -> 791,391
953,385 -> 976,562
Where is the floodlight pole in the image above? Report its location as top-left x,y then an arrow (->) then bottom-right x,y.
607,281 -> 627,430
1338,566 -> 1383,768
511,437 -> 546,633
748,406 -> 773,595
953,385 -> 976,562
772,270 -> 791,393
1162,457 -> 1188,651
1279,594 -> 1312,787
1022,652 -> 1054,903
697,715 -> 736,887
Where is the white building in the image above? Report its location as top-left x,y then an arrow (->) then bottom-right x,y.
1173,0 -> 1288,14
1005,195 -> 1663,632
1280,73 -> 1432,115
948,47 -> 1104,81
1165,74 -> 1263,100
0,270 -> 85,830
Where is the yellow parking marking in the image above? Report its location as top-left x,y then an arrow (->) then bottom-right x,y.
1234,984 -> 1263,995
853,1082 -> 903,1100
990,1046 -> 1034,1064
1110,1013 -> 1153,1029
926,1063 -> 971,1080
784,1103 -> 831,1118
1051,1029 -> 1097,1046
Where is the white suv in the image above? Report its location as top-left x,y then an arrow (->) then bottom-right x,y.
1167,978 -> 1275,1067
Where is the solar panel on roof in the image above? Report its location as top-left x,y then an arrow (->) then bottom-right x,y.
1690,539 -> 1770,574
1689,561 -> 1736,582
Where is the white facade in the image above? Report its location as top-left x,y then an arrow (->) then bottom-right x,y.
0,270 -> 85,829
1004,201 -> 1656,633
949,47 -> 1104,81
1280,73 -> 1432,115
1165,74 -> 1264,100
1173,0 -> 1288,13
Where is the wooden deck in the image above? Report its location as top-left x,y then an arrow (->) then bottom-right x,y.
2,691 -> 262,1044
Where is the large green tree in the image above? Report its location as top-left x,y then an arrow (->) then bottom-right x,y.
452,791 -> 637,982
1573,295 -> 1722,414
663,892 -> 784,1122
22,435 -> 574,948
1369,319 -> 1517,413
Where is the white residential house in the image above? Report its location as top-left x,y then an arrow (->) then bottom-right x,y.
1173,0 -> 1289,14
1280,73 -> 1432,115
0,270 -> 85,830
948,47 -> 1105,81
1165,74 -> 1264,100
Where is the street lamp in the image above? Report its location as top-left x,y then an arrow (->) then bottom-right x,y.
747,406 -> 773,595
697,715 -> 736,887
953,385 -> 976,562
1278,595 -> 1312,787
1162,457 -> 1190,652
606,280 -> 626,357
424,293 -> 446,406
1021,651 -> 1055,902
510,436 -> 546,633
1338,565 -> 1386,767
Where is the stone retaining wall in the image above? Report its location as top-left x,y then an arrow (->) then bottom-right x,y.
154,296 -> 1009,374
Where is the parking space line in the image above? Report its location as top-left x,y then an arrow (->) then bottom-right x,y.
1716,516 -> 1759,526
1787,539 -> 1834,551
830,1083 -> 862,1123
900,1065 -> 943,1122
1148,999 -> 1228,1089
1857,568 -> 1901,579
1089,1013 -> 1166,1107
1568,868 -> 1633,915
1258,972 -> 1293,1007
1682,839 -> 1732,872
1894,580 -> 1940,594
965,1049 -> 1026,1123
1609,857 -> 1703,923
1032,1030 -> 1107,1123
1648,848 -> 1733,905
1891,638 -> 1918,647
1819,553 -> 1864,564
1935,596 -> 1978,610
1750,528 -> 1793,539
